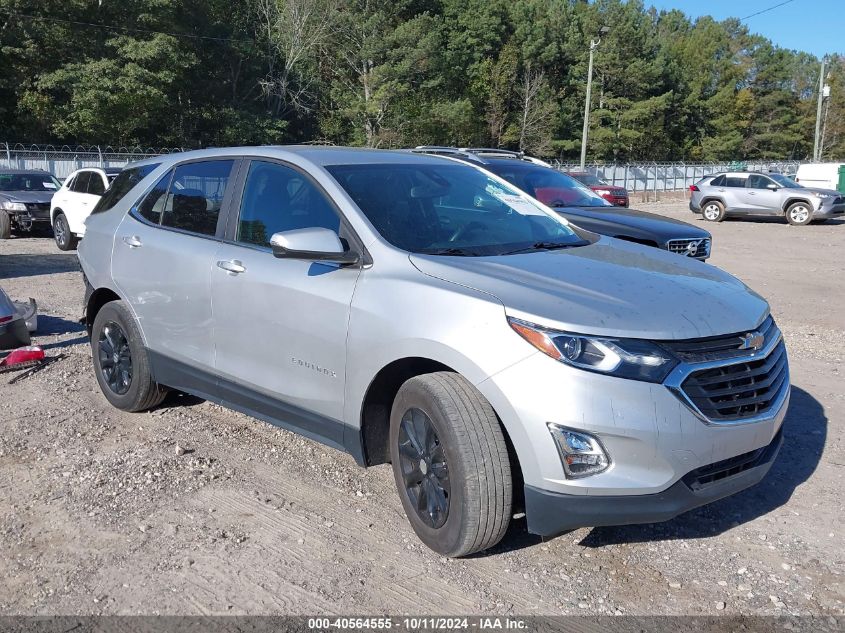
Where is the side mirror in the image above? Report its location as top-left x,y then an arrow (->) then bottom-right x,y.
767,184 -> 779,190
270,227 -> 360,265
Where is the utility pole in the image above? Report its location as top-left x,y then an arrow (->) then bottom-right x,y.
813,57 -> 826,162
580,26 -> 609,170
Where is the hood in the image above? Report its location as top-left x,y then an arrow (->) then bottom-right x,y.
0,191 -> 55,204
556,206 -> 711,242
410,237 -> 767,340
591,185 -> 627,194
796,186 -> 842,197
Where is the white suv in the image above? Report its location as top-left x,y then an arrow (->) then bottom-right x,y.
50,167 -> 121,250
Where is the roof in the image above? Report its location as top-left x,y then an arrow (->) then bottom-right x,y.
130,146 -> 457,169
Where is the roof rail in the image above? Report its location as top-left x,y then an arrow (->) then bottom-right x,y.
458,147 -> 524,158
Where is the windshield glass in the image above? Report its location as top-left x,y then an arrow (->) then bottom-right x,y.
568,172 -> 606,187
0,173 -> 61,192
327,163 -> 587,256
769,173 -> 801,188
485,163 -> 612,208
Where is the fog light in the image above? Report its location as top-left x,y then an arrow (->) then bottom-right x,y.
547,424 -> 611,479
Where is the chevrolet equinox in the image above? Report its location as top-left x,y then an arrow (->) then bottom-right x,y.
78,147 -> 789,557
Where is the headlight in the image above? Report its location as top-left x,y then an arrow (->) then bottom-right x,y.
508,317 -> 678,383
812,192 -> 832,198
594,189 -> 612,196
547,424 -> 611,478
0,201 -> 27,211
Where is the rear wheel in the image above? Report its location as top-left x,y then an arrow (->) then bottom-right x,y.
389,372 -> 512,557
0,210 -> 10,239
91,300 -> 166,412
786,201 -> 812,226
53,213 -> 79,250
702,200 -> 725,222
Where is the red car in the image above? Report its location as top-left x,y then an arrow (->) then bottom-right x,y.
566,171 -> 629,207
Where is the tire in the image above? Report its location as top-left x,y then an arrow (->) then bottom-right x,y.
53,212 -> 79,250
701,200 -> 726,222
786,201 -> 813,226
91,300 -> 166,412
389,372 -> 512,557
0,210 -> 10,239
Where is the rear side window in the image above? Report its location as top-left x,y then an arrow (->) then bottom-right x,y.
709,175 -> 725,187
91,163 -> 161,215
159,160 -> 234,236
72,172 -> 92,193
725,176 -> 747,187
137,170 -> 174,225
88,173 -> 106,195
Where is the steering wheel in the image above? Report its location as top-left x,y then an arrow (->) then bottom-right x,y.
449,221 -> 487,243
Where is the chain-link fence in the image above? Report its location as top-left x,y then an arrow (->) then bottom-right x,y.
0,143 -> 808,192
0,143 -> 185,180
551,160 -> 804,193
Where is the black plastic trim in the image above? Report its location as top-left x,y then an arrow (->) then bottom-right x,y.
523,429 -> 783,537
147,350 -> 366,466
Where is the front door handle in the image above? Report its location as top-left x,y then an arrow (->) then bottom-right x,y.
122,235 -> 142,248
748,191 -> 756,195
217,259 -> 246,275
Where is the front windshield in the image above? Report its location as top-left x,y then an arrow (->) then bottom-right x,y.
485,163 -> 612,208
0,173 -> 61,192
570,172 -> 605,186
769,173 -> 801,188
327,162 -> 588,256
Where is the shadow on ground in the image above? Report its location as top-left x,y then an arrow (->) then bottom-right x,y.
0,253 -> 80,279
577,386 -> 824,547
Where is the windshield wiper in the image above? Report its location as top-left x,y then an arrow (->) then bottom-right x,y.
422,247 -> 479,257
501,241 -> 584,255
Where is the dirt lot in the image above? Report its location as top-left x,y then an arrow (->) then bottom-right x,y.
0,204 -> 843,617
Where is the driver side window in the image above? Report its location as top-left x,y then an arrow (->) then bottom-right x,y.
236,161 -> 341,248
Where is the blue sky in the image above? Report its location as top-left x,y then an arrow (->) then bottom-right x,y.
646,0 -> 841,57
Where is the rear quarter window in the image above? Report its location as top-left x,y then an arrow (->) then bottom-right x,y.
91,163 -> 161,215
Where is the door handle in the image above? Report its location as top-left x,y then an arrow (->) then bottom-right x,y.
748,192 -> 756,195
217,259 -> 246,275
122,235 -> 142,248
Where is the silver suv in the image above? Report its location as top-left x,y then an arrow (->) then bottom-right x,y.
690,171 -> 845,225
79,147 -> 789,557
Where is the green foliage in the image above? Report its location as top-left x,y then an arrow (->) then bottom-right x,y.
0,0 -> 838,160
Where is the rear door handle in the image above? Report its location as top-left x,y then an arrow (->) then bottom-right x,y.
122,235 -> 142,248
217,259 -> 246,275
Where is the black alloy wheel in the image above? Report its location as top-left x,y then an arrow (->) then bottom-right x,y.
98,320 -> 133,395
397,407 -> 451,529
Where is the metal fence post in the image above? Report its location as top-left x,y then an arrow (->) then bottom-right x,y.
97,145 -> 103,167
4,142 -> 9,164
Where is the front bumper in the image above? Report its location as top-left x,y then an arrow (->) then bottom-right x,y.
815,202 -> 845,217
524,428 -> 783,536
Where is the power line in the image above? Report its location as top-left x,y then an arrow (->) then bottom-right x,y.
3,11 -> 254,45
740,0 -> 796,21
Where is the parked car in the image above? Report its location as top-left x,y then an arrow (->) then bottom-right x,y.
690,171 -> 845,225
50,167 -> 122,250
0,169 -> 61,239
795,162 -> 844,191
415,147 -> 711,259
79,147 -> 787,557
565,170 -> 630,207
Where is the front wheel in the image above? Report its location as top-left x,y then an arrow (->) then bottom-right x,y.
53,213 -> 79,250
786,201 -> 813,226
389,372 -> 513,557
702,200 -> 725,222
91,300 -> 166,412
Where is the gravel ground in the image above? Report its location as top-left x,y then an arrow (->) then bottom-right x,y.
0,203 -> 843,617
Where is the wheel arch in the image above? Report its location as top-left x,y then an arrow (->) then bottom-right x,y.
84,286 -> 122,335
699,196 -> 725,208
357,357 -> 523,491
782,197 -> 812,214
50,206 -> 62,224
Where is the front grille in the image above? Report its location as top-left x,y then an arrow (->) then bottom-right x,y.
682,428 -> 782,491
667,237 -> 710,258
680,340 -> 788,421
662,316 -> 776,362
25,203 -> 49,211
833,196 -> 845,205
